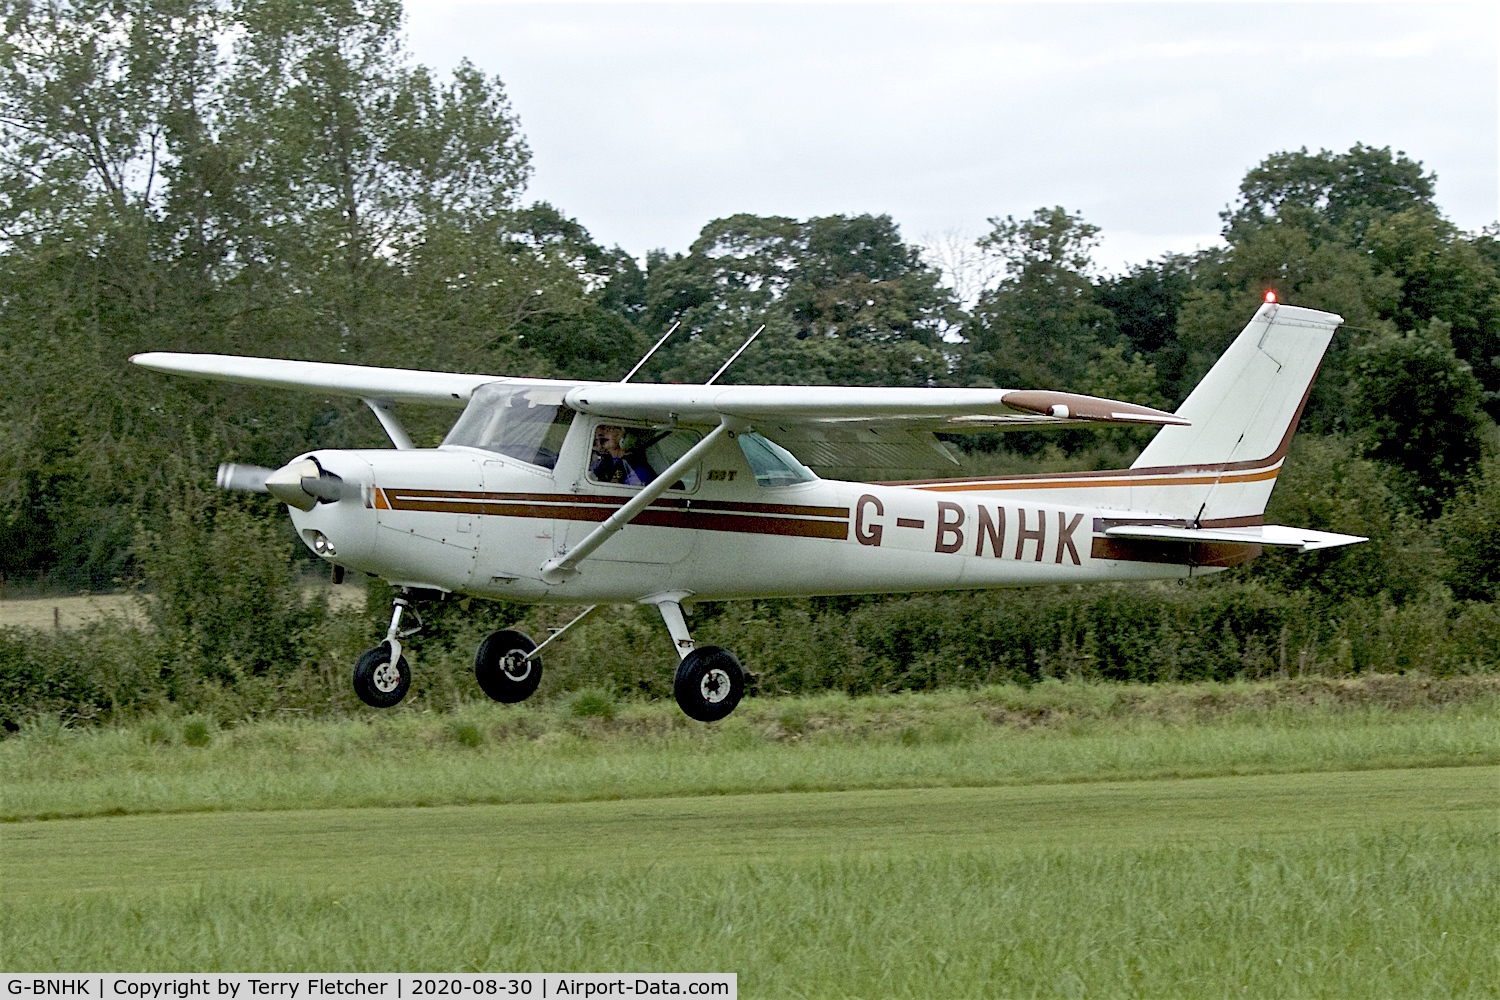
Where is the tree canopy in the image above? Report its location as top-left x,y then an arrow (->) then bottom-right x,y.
3,2 -> 1500,635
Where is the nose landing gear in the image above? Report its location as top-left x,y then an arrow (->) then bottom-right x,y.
352,591 -> 422,708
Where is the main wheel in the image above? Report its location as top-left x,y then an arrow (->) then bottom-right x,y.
475,629 -> 543,703
674,646 -> 744,722
353,643 -> 410,708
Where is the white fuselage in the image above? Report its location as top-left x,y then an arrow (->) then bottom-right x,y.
288,427 -> 1252,605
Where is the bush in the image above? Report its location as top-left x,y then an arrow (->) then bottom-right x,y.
181,718 -> 212,746
570,690 -> 616,721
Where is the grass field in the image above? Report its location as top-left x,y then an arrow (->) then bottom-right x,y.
0,582 -> 365,631
4,678 -> 1499,995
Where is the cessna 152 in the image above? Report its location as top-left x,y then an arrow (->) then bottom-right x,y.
131,298 -> 1364,721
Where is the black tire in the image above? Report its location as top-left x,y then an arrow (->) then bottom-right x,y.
674,646 -> 745,722
353,643 -> 410,708
475,629 -> 543,703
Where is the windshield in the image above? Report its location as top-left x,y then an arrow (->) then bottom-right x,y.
442,383 -> 575,469
738,432 -> 816,487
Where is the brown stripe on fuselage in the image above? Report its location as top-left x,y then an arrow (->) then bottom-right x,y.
1092,514 -> 1265,532
383,489 -> 848,519
907,464 -> 1282,492
378,490 -> 850,541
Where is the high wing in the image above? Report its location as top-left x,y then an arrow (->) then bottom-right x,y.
563,385 -> 1186,472
130,353 -> 525,407
130,353 -> 1186,470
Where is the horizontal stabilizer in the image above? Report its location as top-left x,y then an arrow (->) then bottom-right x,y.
1104,523 -> 1366,552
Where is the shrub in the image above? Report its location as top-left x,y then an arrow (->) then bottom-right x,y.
570,690 -> 616,721
182,718 -> 212,747
447,721 -> 483,748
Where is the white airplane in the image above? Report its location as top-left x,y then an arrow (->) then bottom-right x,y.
132,297 -> 1364,721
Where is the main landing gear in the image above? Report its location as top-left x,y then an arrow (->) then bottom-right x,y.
645,594 -> 746,723
353,590 -> 747,722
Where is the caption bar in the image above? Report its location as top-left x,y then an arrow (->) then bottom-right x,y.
4,976 -> 734,1000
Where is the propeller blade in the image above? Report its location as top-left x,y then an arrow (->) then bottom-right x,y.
300,471 -> 361,504
217,463 -> 273,493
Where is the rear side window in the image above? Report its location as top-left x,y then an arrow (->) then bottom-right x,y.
443,383 -> 575,469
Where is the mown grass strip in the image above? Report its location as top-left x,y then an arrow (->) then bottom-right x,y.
3,767 -> 1496,995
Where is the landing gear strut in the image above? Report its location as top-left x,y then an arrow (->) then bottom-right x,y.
643,593 -> 745,723
352,591 -> 421,708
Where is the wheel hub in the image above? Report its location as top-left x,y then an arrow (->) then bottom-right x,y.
501,651 -> 533,683
372,660 -> 402,693
700,667 -> 731,704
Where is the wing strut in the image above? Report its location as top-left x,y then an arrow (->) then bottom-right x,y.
362,398 -> 414,450
540,420 -> 735,584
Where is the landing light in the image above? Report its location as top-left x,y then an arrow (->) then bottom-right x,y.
311,531 -> 336,557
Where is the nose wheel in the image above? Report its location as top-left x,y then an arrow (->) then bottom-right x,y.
353,591 -> 421,708
353,642 -> 411,708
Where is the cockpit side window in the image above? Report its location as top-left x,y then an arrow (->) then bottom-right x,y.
442,383 -> 575,469
738,432 -> 816,486
587,423 -> 701,491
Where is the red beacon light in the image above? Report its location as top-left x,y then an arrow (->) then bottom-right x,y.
1265,290 -> 1277,303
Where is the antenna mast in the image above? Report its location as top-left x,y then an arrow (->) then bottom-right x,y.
620,321 -> 680,383
705,324 -> 766,386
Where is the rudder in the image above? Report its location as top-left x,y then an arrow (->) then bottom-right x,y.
1128,302 -> 1342,523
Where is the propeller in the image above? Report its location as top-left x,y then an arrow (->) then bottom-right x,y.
216,459 -> 361,510
217,463 -> 273,493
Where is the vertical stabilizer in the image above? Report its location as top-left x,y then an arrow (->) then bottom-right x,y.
1128,302 -> 1342,523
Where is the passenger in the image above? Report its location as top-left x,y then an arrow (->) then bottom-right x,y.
590,424 -> 655,486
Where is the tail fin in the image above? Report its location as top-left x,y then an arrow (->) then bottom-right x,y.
1129,302 -> 1342,523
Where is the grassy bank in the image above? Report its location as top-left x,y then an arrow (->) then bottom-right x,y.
13,572 -> 1500,731
5,675 -> 1496,821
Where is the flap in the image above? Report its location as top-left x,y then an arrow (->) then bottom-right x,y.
755,423 -> 960,473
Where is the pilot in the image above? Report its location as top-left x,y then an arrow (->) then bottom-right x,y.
591,424 -> 655,486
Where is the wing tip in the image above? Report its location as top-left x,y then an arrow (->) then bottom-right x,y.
1002,390 -> 1187,427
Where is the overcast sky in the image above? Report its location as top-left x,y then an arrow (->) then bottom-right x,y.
405,2 -> 1498,275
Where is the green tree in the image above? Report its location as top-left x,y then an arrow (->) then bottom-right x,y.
1224,143 -> 1437,239
1347,320 -> 1484,517
965,206 -> 1110,391
643,213 -> 957,387
0,0 -> 639,587
1439,454 -> 1500,602
1093,254 -> 1196,404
